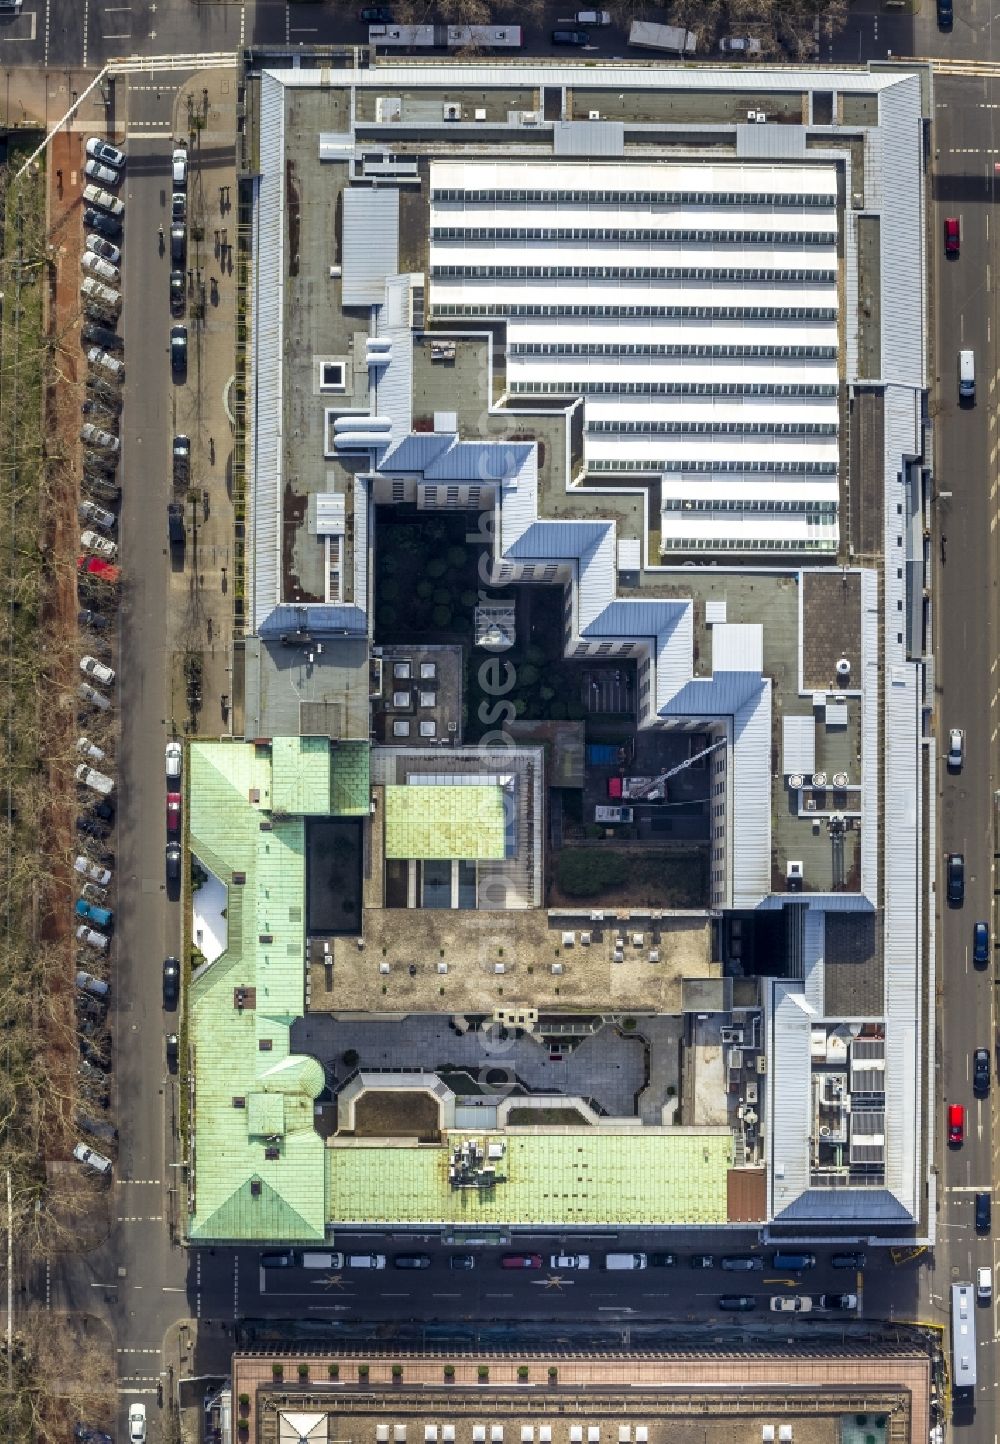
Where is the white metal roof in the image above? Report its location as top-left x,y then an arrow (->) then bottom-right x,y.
342,188 -> 400,307
782,714 -> 816,776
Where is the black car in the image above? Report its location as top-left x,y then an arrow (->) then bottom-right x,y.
974,1047 -> 991,1097
171,191 -> 186,224
166,1032 -> 179,1071
83,476 -> 122,505
448,1253 -> 475,1270
166,840 -> 181,881
75,1427 -> 114,1444
170,325 -> 187,379
818,1293 -> 856,1311
937,0 -> 953,27
76,816 -> 111,840
81,322 -> 123,352
976,1190 -> 992,1233
552,27 -> 589,43
162,956 -> 180,1009
261,1251 -> 295,1268
360,4 -> 393,18
91,798 -> 115,821
974,921 -> 990,966
717,1295 -> 757,1311
170,269 -> 186,317
173,434 -> 190,483
720,1255 -> 763,1272
948,852 -> 965,905
393,1253 -> 432,1269
170,224 -> 186,266
83,207 -> 123,240
690,1254 -> 714,1269
78,608 -> 111,631
650,1252 -> 677,1267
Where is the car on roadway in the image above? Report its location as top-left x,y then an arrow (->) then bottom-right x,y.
86,137 -> 126,170
948,1101 -> 965,1145
576,8 -> 611,22
947,727 -> 964,770
552,27 -> 590,43
689,1254 -> 714,1269
128,1402 -> 146,1443
81,655 -> 115,686
162,956 -> 180,1009
84,158 -> 121,189
945,217 -> 960,257
166,840 -> 181,882
501,1253 -> 543,1269
172,146 -> 188,190
171,191 -> 186,224
170,325 -> 188,378
947,852 -> 965,905
393,1253 -> 432,1269
937,0 -> 953,28
86,233 -> 122,267
769,1295 -> 812,1312
550,1254 -> 589,1269
170,224 -> 186,266
360,4 -> 393,17
449,1253 -> 475,1270
80,530 -> 118,561
650,1252 -> 677,1267
166,740 -> 183,781
974,1046 -> 991,1097
721,1255 -> 763,1271
173,434 -> 191,482
260,1251 -> 296,1268
717,1295 -> 756,1311
973,921 -> 990,966
166,1032 -> 179,1071
84,207 -> 123,240
818,1293 -> 857,1311
166,792 -> 182,835
977,1265 -> 992,1302
976,1190 -> 992,1233
170,269 -> 186,317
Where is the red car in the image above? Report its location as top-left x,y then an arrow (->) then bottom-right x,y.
945,217 -> 960,257
948,1102 -> 965,1145
77,555 -> 121,585
166,792 -> 182,835
500,1253 -> 543,1269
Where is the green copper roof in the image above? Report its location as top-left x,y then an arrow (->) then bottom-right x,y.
272,736 -> 332,815
187,740 -> 327,1242
330,741 -> 370,816
384,784 -> 506,860
326,1130 -> 732,1226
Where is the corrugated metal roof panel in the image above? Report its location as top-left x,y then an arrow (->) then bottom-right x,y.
342,188 -> 400,307
319,132 -> 355,162
802,909 -> 825,1016
878,75 -> 925,388
712,622 -> 763,674
768,982 -> 815,1215
736,123 -> 807,160
552,120 -> 625,156
705,598 -> 727,626
782,714 -> 815,776
732,680 -> 772,906
373,275 -> 414,443
618,537 -> 641,571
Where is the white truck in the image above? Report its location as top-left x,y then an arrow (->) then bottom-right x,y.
595,805 -> 634,824
628,20 -> 697,53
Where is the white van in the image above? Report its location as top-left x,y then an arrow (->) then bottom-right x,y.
604,1251 -> 647,1270
346,1253 -> 386,1270
301,1251 -> 344,1268
959,348 -> 975,401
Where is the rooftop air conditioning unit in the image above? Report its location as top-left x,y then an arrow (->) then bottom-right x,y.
443,102 -> 462,121
588,109 -> 601,120
521,110 -> 541,126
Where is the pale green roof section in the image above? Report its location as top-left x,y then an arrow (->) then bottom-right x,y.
330,741 -> 370,816
384,784 -> 506,860
187,740 -> 326,1243
326,1131 -> 732,1226
272,736 -> 331,815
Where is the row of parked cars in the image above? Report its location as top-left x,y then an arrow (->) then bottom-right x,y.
262,1247 -> 866,1276
71,138 -> 129,1185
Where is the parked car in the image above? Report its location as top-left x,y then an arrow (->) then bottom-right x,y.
721,1255 -> 763,1272
83,207 -> 123,240
77,735 -> 105,763
79,501 -> 117,532
448,1253 -> 475,1269
76,898 -> 113,928
128,1402 -> 146,1444
945,217 -> 960,257
86,346 -> 124,380
551,27 -> 590,43
172,434 -> 190,481
81,250 -> 120,286
78,608 -> 111,631
74,856 -> 111,886
818,1293 -> 857,1310
82,478 -> 122,506
78,681 -> 111,711
166,792 -> 181,834
75,1424 -> 114,1444
166,840 -> 181,882
690,1254 -> 714,1269
938,0 -> 953,29
165,740 -> 182,780
91,798 -> 115,820
393,1253 -> 432,1269
947,727 -> 964,769
77,556 -> 120,586
576,8 -> 611,22
974,921 -> 990,966
76,816 -> 110,841
974,1047 -> 991,1097
976,1190 -> 992,1232
501,1253 -> 543,1269
170,224 -> 186,266
166,1032 -> 179,1070
168,503 -> 185,546
170,269 -> 185,316
72,1140 -> 112,1176
81,320 -> 122,351
171,191 -> 186,223
718,35 -> 762,53
77,923 -> 109,952
260,1251 -> 296,1268
86,137 -> 126,169
76,764 -> 114,797
81,183 -> 124,216
170,325 -> 187,377
162,956 -> 180,1008
80,530 -> 118,560
717,1295 -> 756,1311
84,158 -> 121,188
171,145 -> 188,190
770,1295 -> 812,1312
650,1252 -> 677,1267
948,852 -> 965,905
977,1265 -> 992,1302
75,968 -> 109,998
86,233 -> 122,266
948,1101 -> 965,1144
80,425 -> 119,456
81,655 -> 115,686
550,1254 -> 589,1269
359,4 -> 393,17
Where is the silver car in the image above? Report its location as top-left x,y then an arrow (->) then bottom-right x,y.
947,727 -> 964,771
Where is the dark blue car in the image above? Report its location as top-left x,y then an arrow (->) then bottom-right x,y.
974,921 -> 990,966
